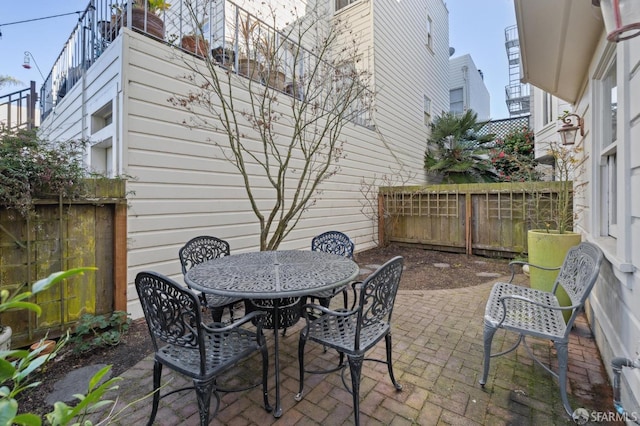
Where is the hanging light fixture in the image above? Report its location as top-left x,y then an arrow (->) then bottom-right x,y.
594,0 -> 640,42
21,51 -> 45,81
557,113 -> 584,146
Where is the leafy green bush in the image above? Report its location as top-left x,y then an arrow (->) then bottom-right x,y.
0,128 -> 88,217
0,268 -> 126,426
69,312 -> 131,354
489,126 -> 541,182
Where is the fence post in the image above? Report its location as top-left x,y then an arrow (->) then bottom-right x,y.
465,194 -> 472,255
378,193 -> 384,247
113,203 -> 128,311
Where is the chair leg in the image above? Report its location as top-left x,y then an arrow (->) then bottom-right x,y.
385,333 -> 402,390
556,341 -> 573,416
147,360 -> 163,426
294,331 -> 308,401
260,342 -> 273,412
193,378 -> 217,426
348,354 -> 364,426
479,321 -> 498,387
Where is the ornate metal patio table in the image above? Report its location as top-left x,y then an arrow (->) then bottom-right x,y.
184,249 -> 360,417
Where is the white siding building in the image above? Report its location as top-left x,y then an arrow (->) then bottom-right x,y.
449,54 -> 490,121
516,0 -> 640,416
38,0 -> 449,318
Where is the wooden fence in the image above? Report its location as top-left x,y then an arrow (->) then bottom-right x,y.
379,181 -> 570,257
0,179 -> 127,348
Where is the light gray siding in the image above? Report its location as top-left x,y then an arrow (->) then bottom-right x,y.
370,0 -> 449,167
449,54 -> 491,121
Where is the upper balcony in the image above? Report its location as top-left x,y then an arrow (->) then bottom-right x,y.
40,0 -> 372,128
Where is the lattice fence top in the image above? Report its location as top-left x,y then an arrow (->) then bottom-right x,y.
478,115 -> 531,140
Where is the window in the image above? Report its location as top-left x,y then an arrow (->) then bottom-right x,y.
426,15 -> 433,51
599,58 -> 618,238
336,0 -> 358,11
450,88 -> 463,115
424,95 -> 431,125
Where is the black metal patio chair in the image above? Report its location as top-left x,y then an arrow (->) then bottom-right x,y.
479,241 -> 603,416
294,256 -> 404,426
179,236 -> 241,323
307,230 -> 356,309
135,271 -> 271,426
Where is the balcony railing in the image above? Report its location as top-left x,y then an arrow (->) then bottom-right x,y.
0,82 -> 38,130
41,0 -> 372,128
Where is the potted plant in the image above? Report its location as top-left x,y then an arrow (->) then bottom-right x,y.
102,0 -> 169,41
181,14 -> 209,58
259,33 -> 285,90
236,15 -> 263,82
212,43 -> 234,68
526,139 -> 583,318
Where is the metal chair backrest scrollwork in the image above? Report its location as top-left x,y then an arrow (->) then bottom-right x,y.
178,236 -> 240,323
135,271 -> 271,426
311,231 -> 355,259
179,235 -> 231,275
308,231 -> 356,309
295,256 -> 404,426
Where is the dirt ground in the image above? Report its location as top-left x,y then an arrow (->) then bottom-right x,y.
16,243 -> 512,418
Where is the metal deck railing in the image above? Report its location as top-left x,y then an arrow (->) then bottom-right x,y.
0,82 -> 38,130
41,0 -> 372,128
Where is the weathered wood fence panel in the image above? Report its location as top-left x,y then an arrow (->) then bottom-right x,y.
380,182 -> 568,257
0,180 -> 127,347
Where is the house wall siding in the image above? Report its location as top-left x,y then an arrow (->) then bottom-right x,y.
40,0 -> 446,319
449,54 -> 490,120
569,35 -> 640,414
41,28 -> 426,318
370,0 -> 449,170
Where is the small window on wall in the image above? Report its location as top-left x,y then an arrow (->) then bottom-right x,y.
336,0 -> 358,11
91,138 -> 113,177
426,15 -> 433,51
424,95 -> 432,125
450,88 -> 463,115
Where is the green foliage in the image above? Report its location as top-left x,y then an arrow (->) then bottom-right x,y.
424,110 -> 497,183
0,128 -> 89,218
45,365 -> 121,426
0,268 -> 98,426
489,126 -> 541,182
69,312 -> 131,354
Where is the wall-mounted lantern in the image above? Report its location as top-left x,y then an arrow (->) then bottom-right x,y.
557,113 -> 584,145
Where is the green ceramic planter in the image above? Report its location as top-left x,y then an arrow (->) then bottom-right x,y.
527,230 -> 582,321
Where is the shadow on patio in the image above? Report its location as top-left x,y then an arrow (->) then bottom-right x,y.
91,276 -> 620,425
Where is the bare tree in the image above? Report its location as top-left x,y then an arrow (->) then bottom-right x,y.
170,1 -> 372,250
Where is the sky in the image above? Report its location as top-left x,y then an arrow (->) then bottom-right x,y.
0,0 -> 516,119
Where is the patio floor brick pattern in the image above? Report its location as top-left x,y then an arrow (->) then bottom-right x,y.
89,275 -> 622,425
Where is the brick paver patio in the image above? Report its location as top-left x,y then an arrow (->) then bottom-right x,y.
92,277 -> 621,425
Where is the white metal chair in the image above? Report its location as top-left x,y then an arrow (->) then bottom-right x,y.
479,241 -> 603,416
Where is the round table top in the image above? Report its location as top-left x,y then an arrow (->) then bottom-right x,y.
184,250 -> 360,299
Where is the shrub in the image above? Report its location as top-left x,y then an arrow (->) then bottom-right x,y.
69,312 -> 132,354
0,128 -> 88,217
489,126 -> 541,182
